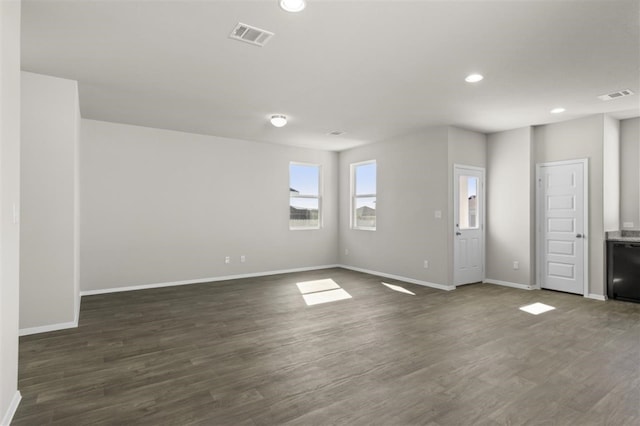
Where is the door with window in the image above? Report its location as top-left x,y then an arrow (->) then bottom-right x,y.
454,165 -> 485,286
537,160 -> 587,295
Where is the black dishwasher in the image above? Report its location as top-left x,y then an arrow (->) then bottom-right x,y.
608,242 -> 640,303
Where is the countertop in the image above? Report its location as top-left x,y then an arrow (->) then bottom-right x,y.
607,230 -> 640,242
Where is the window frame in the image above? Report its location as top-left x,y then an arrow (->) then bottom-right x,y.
289,161 -> 323,231
350,160 -> 377,231
458,174 -> 480,230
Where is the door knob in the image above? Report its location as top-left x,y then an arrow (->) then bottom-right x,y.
576,233 -> 583,238
456,232 -> 462,236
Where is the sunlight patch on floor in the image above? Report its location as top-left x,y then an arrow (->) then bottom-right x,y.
296,279 -> 340,294
519,302 -> 556,315
382,282 -> 416,295
296,278 -> 352,306
302,288 -> 352,306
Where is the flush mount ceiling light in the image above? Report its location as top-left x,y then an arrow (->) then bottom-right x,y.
270,114 -> 287,127
280,0 -> 306,12
550,107 -> 566,114
465,73 -> 484,83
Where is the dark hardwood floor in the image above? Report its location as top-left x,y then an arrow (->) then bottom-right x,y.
13,268 -> 640,425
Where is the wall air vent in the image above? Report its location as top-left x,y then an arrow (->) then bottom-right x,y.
229,23 -> 274,47
597,89 -> 635,101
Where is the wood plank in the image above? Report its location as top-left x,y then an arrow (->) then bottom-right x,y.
12,268 -> 640,425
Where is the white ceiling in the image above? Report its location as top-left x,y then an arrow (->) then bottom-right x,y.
21,0 -> 640,151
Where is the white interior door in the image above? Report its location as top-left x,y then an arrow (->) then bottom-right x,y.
454,165 -> 485,286
537,160 -> 588,295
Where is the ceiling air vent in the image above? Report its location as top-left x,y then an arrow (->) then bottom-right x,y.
328,131 -> 345,136
597,89 -> 635,101
229,23 -> 274,47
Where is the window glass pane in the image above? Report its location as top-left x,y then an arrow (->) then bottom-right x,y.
459,175 -> 478,230
352,161 -> 376,230
355,162 -> 376,195
289,163 -> 320,229
355,196 -> 376,228
290,164 -> 319,196
290,197 -> 319,228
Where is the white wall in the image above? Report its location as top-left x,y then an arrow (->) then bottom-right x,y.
448,126 -> 487,168
338,127 -> 450,287
533,115 -> 606,296
338,126 -> 486,288
486,127 -> 534,286
602,115 -> 620,232
80,119 -> 338,292
620,117 -> 640,228
20,72 -> 80,333
0,0 -> 22,423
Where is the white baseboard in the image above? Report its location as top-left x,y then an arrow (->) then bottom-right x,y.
338,264 -> 455,291
21,265 -> 341,337
19,319 -> 79,337
483,279 -> 535,291
1,391 -> 21,426
20,287 -> 81,337
585,293 -> 606,301
80,264 -> 341,296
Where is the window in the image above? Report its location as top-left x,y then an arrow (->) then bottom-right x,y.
458,175 -> 479,229
289,162 -> 321,229
351,160 -> 376,230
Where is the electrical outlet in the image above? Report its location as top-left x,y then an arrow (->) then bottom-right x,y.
513,261 -> 519,270
345,248 -> 349,256
434,210 -> 442,219
225,256 -> 231,264
424,260 -> 429,269
240,255 -> 246,263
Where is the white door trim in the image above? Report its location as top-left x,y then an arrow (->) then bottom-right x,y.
535,159 -> 589,296
453,164 -> 486,286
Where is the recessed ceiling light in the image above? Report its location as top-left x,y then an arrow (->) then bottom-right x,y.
550,107 -> 566,114
280,0 -> 306,12
465,73 -> 484,83
270,114 -> 287,127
